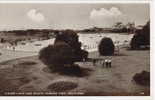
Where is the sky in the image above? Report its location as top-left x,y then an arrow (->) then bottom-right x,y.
0,3 -> 150,30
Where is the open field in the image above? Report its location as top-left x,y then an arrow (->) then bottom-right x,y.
0,48 -> 150,96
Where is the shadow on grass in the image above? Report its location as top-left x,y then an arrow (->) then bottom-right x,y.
114,53 -> 128,56
42,64 -> 93,77
86,53 -> 128,62
17,61 -> 37,66
126,48 -> 150,51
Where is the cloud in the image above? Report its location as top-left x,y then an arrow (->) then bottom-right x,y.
27,9 -> 45,23
89,7 -> 128,28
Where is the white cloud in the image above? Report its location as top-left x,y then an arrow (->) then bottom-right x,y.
90,7 -> 128,28
27,9 -> 45,23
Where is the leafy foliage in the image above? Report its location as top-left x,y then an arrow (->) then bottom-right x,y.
98,37 -> 115,56
39,42 -> 75,71
130,21 -> 150,49
39,30 -> 89,72
54,29 -> 88,61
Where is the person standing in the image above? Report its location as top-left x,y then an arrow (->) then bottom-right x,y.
13,45 -> 15,51
102,59 -> 105,67
105,59 -> 108,68
93,59 -> 96,66
108,59 -> 112,68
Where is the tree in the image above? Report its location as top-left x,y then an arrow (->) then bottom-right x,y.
39,42 -> 76,71
54,29 -> 88,61
142,21 -> 150,45
130,21 -> 150,49
114,22 -> 123,29
98,37 -> 115,56
112,22 -> 128,33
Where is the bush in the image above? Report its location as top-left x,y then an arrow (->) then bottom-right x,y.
130,21 -> 150,50
39,42 -> 76,71
54,29 -> 88,61
98,37 -> 115,56
133,70 -> 150,86
79,49 -> 89,60
39,30 -> 89,73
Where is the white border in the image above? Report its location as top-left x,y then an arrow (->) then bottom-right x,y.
0,0 -> 151,3
150,0 -> 154,100
0,0 -> 153,100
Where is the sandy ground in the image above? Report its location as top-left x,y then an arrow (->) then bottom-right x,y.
0,48 -> 150,96
0,48 -> 37,63
0,33 -> 133,52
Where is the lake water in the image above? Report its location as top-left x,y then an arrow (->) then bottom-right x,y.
5,33 -> 134,52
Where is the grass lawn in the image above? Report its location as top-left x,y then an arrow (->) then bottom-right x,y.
0,48 -> 150,96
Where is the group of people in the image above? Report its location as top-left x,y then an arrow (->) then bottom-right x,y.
5,43 -> 16,51
92,58 -> 112,68
104,59 -> 112,68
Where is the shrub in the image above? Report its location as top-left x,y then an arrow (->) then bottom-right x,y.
54,29 -> 88,61
130,21 -> 150,50
39,42 -> 75,71
47,81 -> 78,92
79,49 -> 89,60
98,37 -> 115,56
133,70 -> 150,86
